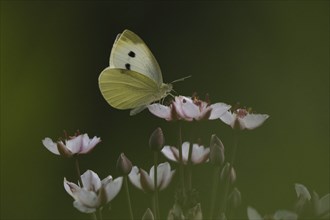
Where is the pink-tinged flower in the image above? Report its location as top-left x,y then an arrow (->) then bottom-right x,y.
42,133 -> 101,157
64,170 -> 123,213
162,142 -> 210,165
220,108 -> 269,130
128,162 -> 175,193
148,96 -> 231,121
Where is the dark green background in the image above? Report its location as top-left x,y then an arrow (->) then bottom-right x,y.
1,1 -> 329,219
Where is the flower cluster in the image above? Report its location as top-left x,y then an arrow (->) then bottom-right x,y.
148,95 -> 231,121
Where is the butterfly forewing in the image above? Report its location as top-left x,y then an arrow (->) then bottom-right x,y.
109,30 -> 163,86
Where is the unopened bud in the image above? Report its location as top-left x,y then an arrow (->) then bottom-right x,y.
186,203 -> 203,220
149,127 -> 165,151
220,163 -> 236,184
228,187 -> 241,208
116,153 -> 133,175
209,134 -> 225,166
142,208 -> 154,220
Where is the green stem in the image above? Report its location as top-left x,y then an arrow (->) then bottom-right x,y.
178,121 -> 185,191
153,152 -> 160,220
209,166 -> 221,219
187,142 -> 193,190
75,157 -> 83,187
91,212 -> 97,220
219,132 -> 239,217
124,176 -> 134,220
98,208 -> 103,220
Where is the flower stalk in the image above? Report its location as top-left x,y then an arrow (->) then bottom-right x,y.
75,157 -> 83,187
153,152 -> 160,220
209,165 -> 221,219
219,131 -> 239,217
186,142 -> 193,190
178,121 -> 185,191
124,176 -> 134,220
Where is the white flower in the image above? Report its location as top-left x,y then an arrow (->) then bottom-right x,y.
162,142 -> 210,165
64,170 -> 123,213
220,108 -> 269,130
148,96 -> 231,121
42,133 -> 101,157
128,162 -> 175,193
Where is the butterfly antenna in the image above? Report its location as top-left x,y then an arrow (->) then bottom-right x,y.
170,75 -> 192,84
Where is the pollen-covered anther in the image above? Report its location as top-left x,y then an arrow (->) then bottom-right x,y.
235,108 -> 248,118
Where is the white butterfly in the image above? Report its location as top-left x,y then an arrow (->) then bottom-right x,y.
98,29 -> 173,116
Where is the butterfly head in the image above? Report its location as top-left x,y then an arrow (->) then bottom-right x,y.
160,83 -> 173,98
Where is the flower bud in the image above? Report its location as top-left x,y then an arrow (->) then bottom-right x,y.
142,208 -> 154,220
228,187 -> 241,208
209,134 -> 225,166
149,127 -> 165,152
186,203 -> 203,220
116,153 -> 133,176
220,163 -> 236,184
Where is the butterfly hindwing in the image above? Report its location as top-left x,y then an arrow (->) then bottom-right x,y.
98,67 -> 159,110
109,29 -> 163,86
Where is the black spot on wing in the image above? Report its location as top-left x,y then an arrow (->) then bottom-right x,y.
125,63 -> 131,70
128,51 -> 136,58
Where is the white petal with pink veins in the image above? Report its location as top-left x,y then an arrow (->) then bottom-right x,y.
66,135 -> 84,154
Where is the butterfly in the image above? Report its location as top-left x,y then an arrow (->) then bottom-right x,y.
98,29 -> 173,116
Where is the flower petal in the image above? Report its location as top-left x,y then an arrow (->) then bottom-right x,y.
208,103 -> 232,120
191,144 -> 210,164
161,169 -> 175,191
104,176 -> 123,203
42,138 -> 60,155
181,142 -> 190,164
148,104 -> 173,120
81,170 -> 101,192
140,168 -> 154,192
128,166 -> 143,190
154,162 -> 170,189
73,200 -> 97,213
180,98 -> 200,119
161,146 -> 179,162
64,177 -> 80,199
81,134 -> 101,154
157,162 -> 175,191
74,188 -> 100,208
219,111 -> 236,128
66,135 -> 84,154
101,175 -> 113,186
241,114 -> 269,130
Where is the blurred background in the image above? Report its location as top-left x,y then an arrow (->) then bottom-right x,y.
1,1 -> 329,219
